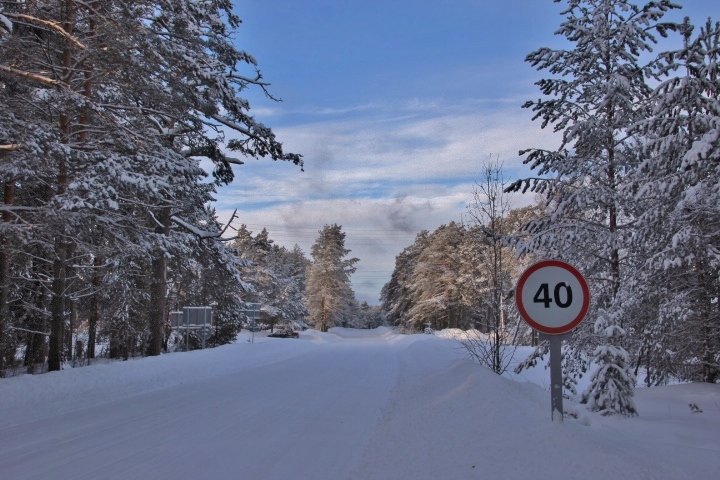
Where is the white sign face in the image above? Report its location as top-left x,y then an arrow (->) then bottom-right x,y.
516,260 -> 590,335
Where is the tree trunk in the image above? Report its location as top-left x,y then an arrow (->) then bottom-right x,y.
48,139 -> 70,371
0,182 -> 15,375
66,298 -> 77,361
48,0 -> 75,372
47,240 -> 67,371
699,265 -> 719,383
24,328 -> 47,374
148,206 -> 171,356
87,256 -> 102,360
603,86 -> 622,315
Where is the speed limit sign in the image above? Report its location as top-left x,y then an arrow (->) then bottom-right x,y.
515,260 -> 590,422
516,260 -> 590,335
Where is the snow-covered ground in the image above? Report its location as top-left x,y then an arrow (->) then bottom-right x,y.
0,328 -> 718,480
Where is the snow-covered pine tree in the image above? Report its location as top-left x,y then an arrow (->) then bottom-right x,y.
405,222 -> 478,331
510,0 -> 679,415
131,0 -> 301,355
380,231 -> 430,330
306,225 -> 359,332
268,244 -> 311,329
0,1 -> 139,369
165,208 -> 250,348
231,226 -> 281,315
580,307 -> 638,415
629,17 -> 720,383
230,227 -> 309,329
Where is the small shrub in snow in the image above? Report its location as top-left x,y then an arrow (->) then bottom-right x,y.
581,312 -> 637,416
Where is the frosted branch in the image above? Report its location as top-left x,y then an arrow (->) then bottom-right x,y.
9,326 -> 50,337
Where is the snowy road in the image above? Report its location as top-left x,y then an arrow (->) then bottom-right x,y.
1,328 -> 719,480
0,330 -> 411,480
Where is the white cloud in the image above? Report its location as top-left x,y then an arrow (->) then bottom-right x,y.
215,99 -> 558,303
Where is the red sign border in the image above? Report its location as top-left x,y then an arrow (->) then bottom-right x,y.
515,260 -> 590,335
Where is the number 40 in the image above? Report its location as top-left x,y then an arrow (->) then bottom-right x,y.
533,282 -> 573,308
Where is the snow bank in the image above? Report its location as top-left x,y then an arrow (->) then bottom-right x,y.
328,326 -> 395,338
351,336 -> 720,480
0,334 -> 317,427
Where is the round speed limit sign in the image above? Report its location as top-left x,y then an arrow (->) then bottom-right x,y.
515,260 -> 590,335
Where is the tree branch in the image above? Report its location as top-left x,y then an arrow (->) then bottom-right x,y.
5,13 -> 86,49
9,326 -> 51,337
0,144 -> 20,153
170,211 -> 239,241
0,65 -> 65,87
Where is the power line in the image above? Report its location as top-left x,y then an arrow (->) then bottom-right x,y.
229,222 -> 426,233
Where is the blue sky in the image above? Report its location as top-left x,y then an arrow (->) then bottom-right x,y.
218,0 -> 718,303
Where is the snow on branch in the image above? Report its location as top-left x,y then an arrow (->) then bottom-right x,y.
147,210 -> 166,230
0,13 -> 11,38
183,145 -> 244,165
9,326 -> 50,337
171,215 -> 219,238
171,210 -> 239,241
208,114 -> 270,148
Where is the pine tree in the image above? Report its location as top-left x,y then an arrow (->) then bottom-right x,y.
406,222 -> 471,331
269,245 -> 310,329
629,17 -> 720,383
381,231 -> 429,329
510,0 -> 679,415
581,313 -> 638,415
231,227 -> 309,330
306,225 -> 358,332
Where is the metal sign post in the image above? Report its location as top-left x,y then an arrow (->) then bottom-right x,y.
171,307 -> 213,351
515,260 -> 590,422
542,333 -> 570,421
242,303 -> 261,344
